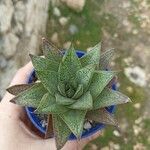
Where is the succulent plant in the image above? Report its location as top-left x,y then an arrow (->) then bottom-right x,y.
7,38 -> 131,150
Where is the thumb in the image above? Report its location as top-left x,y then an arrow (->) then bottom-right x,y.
1,62 -> 34,117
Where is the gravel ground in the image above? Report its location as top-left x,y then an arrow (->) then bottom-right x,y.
46,0 -> 150,149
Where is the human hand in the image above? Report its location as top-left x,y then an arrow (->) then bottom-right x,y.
0,62 -> 101,150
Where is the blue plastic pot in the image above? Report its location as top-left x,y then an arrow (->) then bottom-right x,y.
25,51 -> 116,140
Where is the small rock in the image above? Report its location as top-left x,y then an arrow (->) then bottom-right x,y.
133,125 -> 142,136
123,57 -> 133,65
148,136 -> 150,144
113,33 -> 118,38
76,40 -> 80,45
132,29 -> 138,35
89,143 -> 98,150
109,142 -> 120,150
63,41 -> 71,49
59,17 -> 69,26
53,7 -> 61,17
84,121 -> 92,129
87,47 -> 93,52
135,117 -> 143,124
101,146 -> 109,150
124,66 -> 146,87
69,24 -> 78,35
119,118 -> 129,132
122,19 -> 130,26
141,22 -> 146,28
110,61 -> 115,67
113,130 -> 121,137
113,144 -> 120,150
51,32 -> 59,43
61,0 -> 86,12
133,143 -> 146,150
41,120 -> 47,128
122,1 -> 131,8
126,86 -> 133,93
133,103 -> 141,109
105,15 -> 109,20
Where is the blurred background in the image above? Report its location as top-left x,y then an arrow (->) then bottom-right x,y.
0,0 -> 150,149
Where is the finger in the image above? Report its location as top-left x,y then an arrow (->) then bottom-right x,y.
1,62 -> 34,118
2,62 -> 33,103
10,61 -> 34,86
79,130 -> 102,149
80,130 -> 102,145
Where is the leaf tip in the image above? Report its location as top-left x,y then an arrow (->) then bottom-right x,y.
124,97 -> 132,103
29,53 -> 34,59
42,37 -> 46,41
68,43 -> 75,51
9,98 -> 16,104
77,134 -> 82,140
6,87 -> 12,94
34,109 -> 41,114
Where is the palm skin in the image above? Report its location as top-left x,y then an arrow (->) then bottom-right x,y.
0,62 -> 101,150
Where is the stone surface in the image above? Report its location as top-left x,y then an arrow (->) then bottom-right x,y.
51,32 -> 59,43
0,33 -> 19,58
53,7 -> 61,17
59,17 -> 69,26
133,143 -> 146,150
124,66 -> 146,87
0,0 -> 14,33
61,0 -> 86,12
63,41 -> 71,49
0,0 -> 50,97
69,24 -> 78,34
84,121 -> 92,129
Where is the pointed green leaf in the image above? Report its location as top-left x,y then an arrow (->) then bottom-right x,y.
10,83 -> 47,108
58,82 -> 66,97
80,43 -> 101,67
42,38 -> 62,62
55,93 -> 75,105
69,91 -> 93,110
89,71 -> 117,99
72,84 -> 83,99
99,48 -> 115,70
58,45 -> 81,86
93,88 -> 131,109
36,70 -> 58,96
59,110 -> 87,138
86,108 -> 118,127
41,104 -> 69,114
40,94 -> 69,114
6,84 -> 34,96
53,115 -> 71,150
34,93 -> 55,113
30,54 -> 59,72
76,65 -> 95,90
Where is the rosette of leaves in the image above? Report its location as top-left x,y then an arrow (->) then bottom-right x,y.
7,38 -> 131,150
